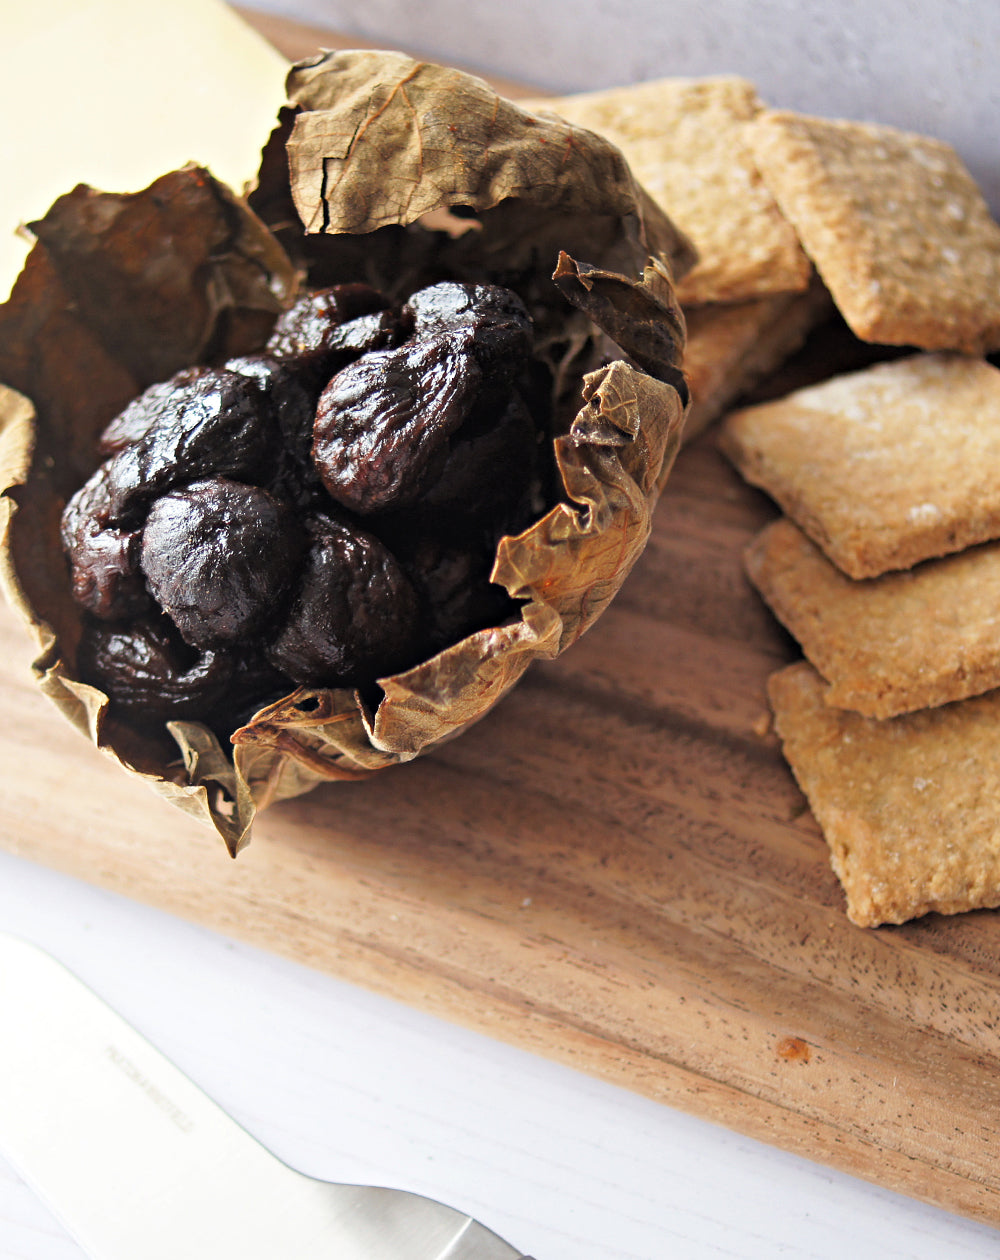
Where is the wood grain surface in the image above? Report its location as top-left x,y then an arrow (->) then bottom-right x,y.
3,432 -> 1000,1228
4,5 -> 1000,1235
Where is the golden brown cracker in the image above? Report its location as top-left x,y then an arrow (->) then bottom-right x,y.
747,517 -> 1000,718
720,353 -> 1000,578
682,281 -> 832,441
745,110 -> 1000,354
526,77 -> 812,306
769,661 -> 1000,927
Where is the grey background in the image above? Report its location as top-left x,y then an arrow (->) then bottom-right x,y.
241,0 -> 1000,212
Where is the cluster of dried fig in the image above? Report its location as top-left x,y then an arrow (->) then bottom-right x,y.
60,280 -> 549,738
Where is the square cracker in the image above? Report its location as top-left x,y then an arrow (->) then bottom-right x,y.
682,280 -> 832,441
768,661 -> 1000,927
720,353 -> 1000,578
747,517 -> 1000,718
524,77 -> 811,306
745,110 -> 1000,355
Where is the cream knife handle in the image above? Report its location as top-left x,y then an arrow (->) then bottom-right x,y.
0,935 -> 526,1260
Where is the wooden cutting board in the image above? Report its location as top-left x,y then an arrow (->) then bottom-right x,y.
5,431 -> 1000,1228
4,2 -> 1000,1234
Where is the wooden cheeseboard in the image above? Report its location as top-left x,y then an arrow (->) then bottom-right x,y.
3,2 -> 1000,1234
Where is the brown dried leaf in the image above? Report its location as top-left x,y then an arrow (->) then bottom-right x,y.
552,252 -> 688,401
250,51 -> 696,301
27,167 -> 297,388
283,52 -> 686,250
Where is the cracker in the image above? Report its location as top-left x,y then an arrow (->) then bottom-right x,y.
747,517 -> 1000,718
720,353 -> 1000,578
768,661 -> 1000,927
736,311 -> 907,408
682,281 -> 832,441
745,110 -> 1000,354
525,77 -> 812,306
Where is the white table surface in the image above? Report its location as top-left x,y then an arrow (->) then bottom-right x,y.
0,847 -> 998,1260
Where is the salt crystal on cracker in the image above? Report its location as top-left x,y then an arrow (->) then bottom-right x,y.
745,110 -> 1000,354
526,77 -> 812,306
769,661 -> 1000,927
720,353 -> 1000,578
747,517 -> 1000,718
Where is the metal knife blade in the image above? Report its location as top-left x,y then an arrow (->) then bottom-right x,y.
0,933 -> 533,1260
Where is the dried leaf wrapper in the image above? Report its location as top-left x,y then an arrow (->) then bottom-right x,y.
0,51 -> 687,853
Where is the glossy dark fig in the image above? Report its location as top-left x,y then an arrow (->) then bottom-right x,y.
102,368 -> 279,522
76,613 -> 236,725
267,511 -> 420,687
312,330 -> 484,515
140,478 -> 304,649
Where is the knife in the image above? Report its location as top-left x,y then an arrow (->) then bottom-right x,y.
0,933 -> 534,1259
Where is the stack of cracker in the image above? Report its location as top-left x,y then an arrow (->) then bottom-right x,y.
718,119 -> 1000,930
723,353 -> 1000,926
531,80 -> 1000,929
